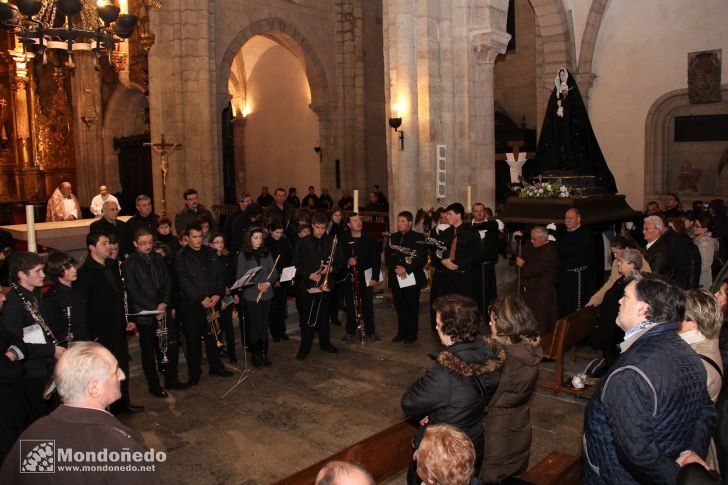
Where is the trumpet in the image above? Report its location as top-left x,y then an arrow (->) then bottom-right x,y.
388,238 -> 418,264
318,234 -> 338,292
418,237 -> 448,259
157,313 -> 169,364
206,307 -> 224,348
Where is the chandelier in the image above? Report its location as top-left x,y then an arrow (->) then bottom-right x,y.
0,1 -> 138,66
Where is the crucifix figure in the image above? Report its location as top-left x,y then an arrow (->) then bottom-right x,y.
144,134 -> 181,216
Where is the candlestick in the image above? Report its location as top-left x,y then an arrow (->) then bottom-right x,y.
353,189 -> 359,213
466,186 -> 472,212
25,205 -> 36,253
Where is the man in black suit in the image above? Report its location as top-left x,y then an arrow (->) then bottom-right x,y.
643,215 -> 673,280
76,232 -> 144,414
386,211 -> 426,343
440,203 -> 479,299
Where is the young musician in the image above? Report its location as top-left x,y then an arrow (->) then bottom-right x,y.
43,251 -> 89,344
266,221 -> 293,342
237,227 -> 278,368
340,214 -> 381,342
210,233 -> 238,363
293,212 -> 344,360
175,223 -> 232,384
123,228 -> 187,396
1,252 -> 65,425
386,212 -> 427,343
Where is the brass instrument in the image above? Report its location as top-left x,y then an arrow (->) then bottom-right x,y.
388,238 -> 417,264
348,241 -> 366,344
206,307 -> 224,348
318,235 -> 338,292
418,237 -> 447,259
307,235 -> 338,327
256,255 -> 281,303
157,313 -> 169,364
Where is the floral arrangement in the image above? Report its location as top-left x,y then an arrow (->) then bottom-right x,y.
514,179 -> 570,199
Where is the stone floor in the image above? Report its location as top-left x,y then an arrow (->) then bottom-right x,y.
118,263 -> 589,484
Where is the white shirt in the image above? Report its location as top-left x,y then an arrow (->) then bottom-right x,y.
90,194 -> 120,217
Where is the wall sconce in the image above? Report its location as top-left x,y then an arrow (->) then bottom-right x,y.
389,103 -> 404,150
314,145 -> 323,163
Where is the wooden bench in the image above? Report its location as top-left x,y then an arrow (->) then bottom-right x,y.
275,418 -> 582,484
537,305 -> 599,395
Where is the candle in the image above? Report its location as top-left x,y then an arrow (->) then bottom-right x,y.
353,189 -> 359,213
466,186 -> 472,213
25,205 -> 36,253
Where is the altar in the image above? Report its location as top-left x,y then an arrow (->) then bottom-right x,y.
1,216 -> 132,257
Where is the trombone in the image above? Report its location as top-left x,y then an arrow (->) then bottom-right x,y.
307,235 -> 338,327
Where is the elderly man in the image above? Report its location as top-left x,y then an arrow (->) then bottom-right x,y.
582,273 -> 717,484
643,215 -> 673,279
90,200 -> 131,257
557,208 -> 594,317
89,185 -> 121,217
46,181 -> 81,222
516,226 -> 559,335
174,188 -> 217,235
0,342 -> 162,484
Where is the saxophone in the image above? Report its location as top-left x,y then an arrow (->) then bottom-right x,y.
206,307 -> 224,348
388,238 -> 418,264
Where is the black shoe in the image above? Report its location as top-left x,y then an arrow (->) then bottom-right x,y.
321,345 -> 338,353
331,320 -> 342,327
367,334 -> 382,342
392,335 -> 405,343
272,336 -> 281,343
209,369 -> 233,377
230,358 -> 238,364
188,376 -> 200,386
280,334 -> 290,341
166,380 -> 190,390
252,342 -> 264,368
295,351 -> 308,360
150,388 -> 168,398
404,337 -> 417,344
261,341 -> 273,368
341,334 -> 356,343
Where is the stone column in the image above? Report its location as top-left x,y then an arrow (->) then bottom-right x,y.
469,29 -> 510,210
70,51 -> 104,204
232,115 -> 247,193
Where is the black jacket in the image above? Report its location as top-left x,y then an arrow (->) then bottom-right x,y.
401,338 -> 504,461
293,233 -> 345,291
121,252 -> 172,314
42,283 -> 90,343
75,257 -> 126,346
663,228 -> 701,289
471,220 -> 499,263
0,287 -> 54,379
645,236 -> 673,280
266,235 -> 293,277
385,230 -> 427,287
341,230 -> 381,285
174,245 -> 226,303
175,205 -> 217,235
127,212 -> 159,241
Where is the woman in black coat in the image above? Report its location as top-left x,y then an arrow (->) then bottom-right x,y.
266,222 -> 292,342
401,294 -> 504,483
210,233 -> 238,363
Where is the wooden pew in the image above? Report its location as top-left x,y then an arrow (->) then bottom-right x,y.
276,417 -> 583,485
274,419 -> 417,484
537,306 -> 599,395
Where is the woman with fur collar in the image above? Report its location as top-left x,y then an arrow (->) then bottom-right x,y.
482,296 -> 543,483
401,294 -> 504,484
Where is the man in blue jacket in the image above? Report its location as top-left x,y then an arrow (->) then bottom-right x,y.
583,273 -> 717,484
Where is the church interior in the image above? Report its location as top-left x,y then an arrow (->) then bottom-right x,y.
0,0 -> 726,483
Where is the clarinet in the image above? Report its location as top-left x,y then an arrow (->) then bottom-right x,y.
64,306 -> 73,345
118,260 -> 130,322
157,313 -> 169,364
348,241 -> 366,344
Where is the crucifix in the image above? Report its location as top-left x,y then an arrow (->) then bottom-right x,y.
144,134 -> 181,216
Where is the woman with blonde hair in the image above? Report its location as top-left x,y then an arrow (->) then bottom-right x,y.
416,424 -> 479,485
482,296 -> 542,483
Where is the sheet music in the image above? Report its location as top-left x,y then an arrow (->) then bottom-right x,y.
231,266 -> 263,290
23,324 -> 47,344
128,309 -> 164,316
280,266 -> 297,282
397,272 -> 416,288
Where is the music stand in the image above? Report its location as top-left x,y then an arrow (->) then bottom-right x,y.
221,308 -> 255,398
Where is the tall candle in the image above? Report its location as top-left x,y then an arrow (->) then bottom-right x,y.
353,189 -> 359,213
466,186 -> 472,213
25,205 -> 37,253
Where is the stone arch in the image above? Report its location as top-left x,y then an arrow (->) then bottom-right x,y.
576,0 -> 609,104
644,84 -> 728,199
102,85 -> 149,194
217,18 -> 330,116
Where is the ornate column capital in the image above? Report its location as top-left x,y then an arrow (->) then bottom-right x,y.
470,29 -> 511,65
